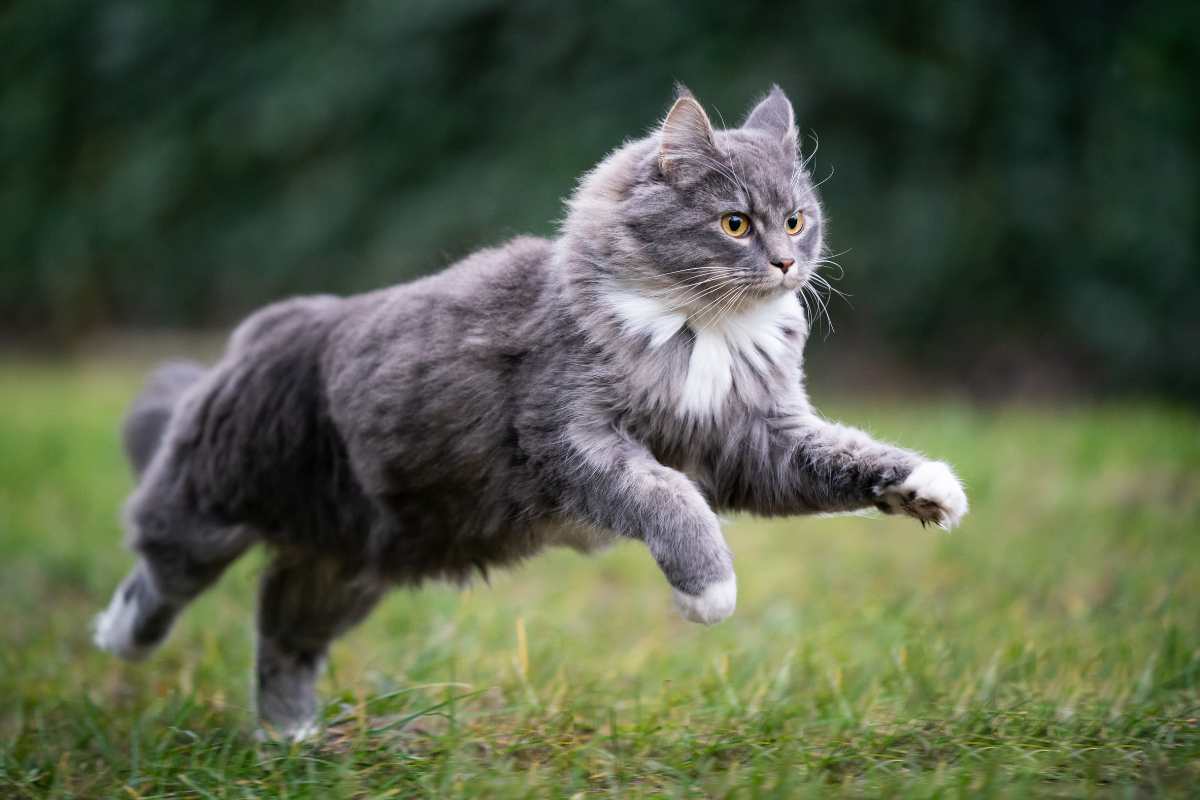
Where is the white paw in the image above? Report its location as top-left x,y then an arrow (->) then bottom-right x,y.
880,461 -> 968,530
672,575 -> 737,625
256,720 -> 321,743
92,588 -> 151,661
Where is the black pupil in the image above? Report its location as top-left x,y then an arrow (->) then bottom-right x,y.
788,216 -> 798,229
729,216 -> 743,231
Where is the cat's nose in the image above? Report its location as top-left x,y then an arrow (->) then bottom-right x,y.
770,257 -> 795,274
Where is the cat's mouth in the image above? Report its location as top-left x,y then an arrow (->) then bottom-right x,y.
754,266 -> 809,294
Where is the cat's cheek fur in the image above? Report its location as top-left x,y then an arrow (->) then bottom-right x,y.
879,461 -> 968,529
673,574 -> 737,624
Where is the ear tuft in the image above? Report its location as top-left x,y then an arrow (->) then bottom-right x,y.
742,85 -> 795,142
659,95 -> 717,175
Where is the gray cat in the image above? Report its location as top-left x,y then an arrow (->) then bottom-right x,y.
94,86 -> 967,740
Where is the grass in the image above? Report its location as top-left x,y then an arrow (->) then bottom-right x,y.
1,359 -> 1198,798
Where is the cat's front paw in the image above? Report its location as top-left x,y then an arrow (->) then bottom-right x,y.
879,461 -> 968,530
672,575 -> 737,625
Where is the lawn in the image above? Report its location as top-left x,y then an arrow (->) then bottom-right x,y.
1,360 -> 1198,798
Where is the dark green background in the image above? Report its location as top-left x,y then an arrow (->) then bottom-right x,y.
4,1 -> 1197,397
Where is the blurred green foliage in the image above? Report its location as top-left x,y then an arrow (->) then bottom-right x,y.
3,1 -> 1197,397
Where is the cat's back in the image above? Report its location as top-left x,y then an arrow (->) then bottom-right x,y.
325,236 -> 559,493
329,236 -> 557,380
338,235 -> 556,344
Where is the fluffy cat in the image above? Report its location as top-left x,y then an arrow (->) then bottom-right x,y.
94,86 -> 967,739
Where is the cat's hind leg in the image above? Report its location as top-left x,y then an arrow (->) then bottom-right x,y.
93,530 -> 254,661
254,554 -> 386,741
94,472 -> 256,661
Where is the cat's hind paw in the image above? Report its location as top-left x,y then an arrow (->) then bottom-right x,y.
92,586 -> 153,662
879,461 -> 968,530
256,720 -> 321,744
672,575 -> 737,625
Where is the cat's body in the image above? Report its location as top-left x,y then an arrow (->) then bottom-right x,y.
95,87 -> 968,739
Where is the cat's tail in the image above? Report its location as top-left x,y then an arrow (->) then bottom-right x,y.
122,360 -> 207,477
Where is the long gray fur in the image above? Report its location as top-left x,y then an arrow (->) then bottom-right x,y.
93,87 -> 968,738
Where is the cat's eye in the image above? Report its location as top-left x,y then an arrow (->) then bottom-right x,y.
720,212 -> 751,238
785,211 -> 805,236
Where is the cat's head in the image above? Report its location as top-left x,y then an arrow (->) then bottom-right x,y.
565,86 -> 826,320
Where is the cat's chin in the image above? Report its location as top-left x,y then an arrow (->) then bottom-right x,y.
758,267 -> 813,293
747,281 -> 796,300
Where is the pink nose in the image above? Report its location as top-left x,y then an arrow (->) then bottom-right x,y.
771,258 -> 795,274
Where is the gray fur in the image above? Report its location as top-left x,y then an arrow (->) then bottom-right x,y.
120,360 -> 206,476
94,87 -> 967,736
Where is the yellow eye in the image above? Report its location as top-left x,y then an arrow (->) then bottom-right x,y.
720,212 -> 751,238
785,211 -> 805,236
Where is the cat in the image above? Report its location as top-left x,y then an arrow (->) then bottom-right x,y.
93,86 -> 967,740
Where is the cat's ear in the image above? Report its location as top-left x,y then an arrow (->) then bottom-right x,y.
658,94 -> 718,178
742,85 -> 796,145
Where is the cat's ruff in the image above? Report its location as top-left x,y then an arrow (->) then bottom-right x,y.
605,287 -> 805,420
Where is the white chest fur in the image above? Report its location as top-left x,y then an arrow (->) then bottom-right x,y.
607,288 -> 805,419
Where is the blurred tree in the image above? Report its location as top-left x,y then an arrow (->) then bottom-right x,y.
2,0 -> 1196,397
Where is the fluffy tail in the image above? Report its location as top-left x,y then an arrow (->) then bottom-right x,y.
122,360 -> 207,477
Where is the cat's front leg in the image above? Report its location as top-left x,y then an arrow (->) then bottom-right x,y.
727,415 -> 968,529
790,417 -> 969,529
560,426 -> 736,624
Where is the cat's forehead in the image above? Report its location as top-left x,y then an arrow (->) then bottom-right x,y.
713,129 -> 806,211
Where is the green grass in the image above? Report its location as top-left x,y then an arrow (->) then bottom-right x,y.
1,360 -> 1198,798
